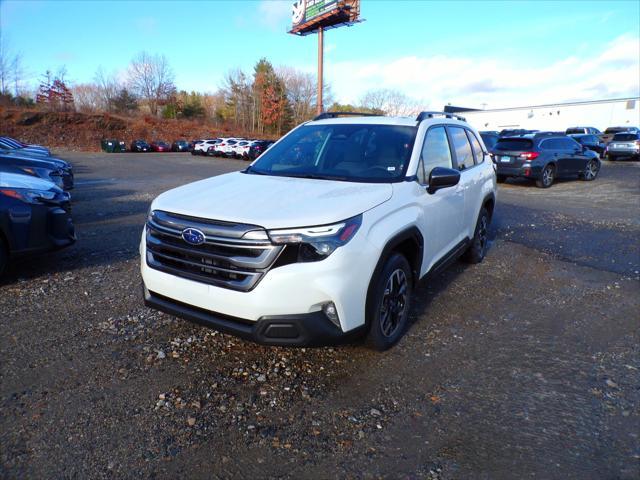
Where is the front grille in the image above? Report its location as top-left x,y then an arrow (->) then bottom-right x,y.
145,210 -> 283,292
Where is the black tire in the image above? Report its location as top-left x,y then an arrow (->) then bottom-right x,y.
496,174 -> 507,183
535,164 -> 555,188
608,155 -> 615,161
463,207 -> 490,264
581,159 -> 600,181
366,253 -> 413,351
0,236 -> 8,278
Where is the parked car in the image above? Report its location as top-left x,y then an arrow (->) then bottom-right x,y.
606,132 -> 640,161
141,111 -> 496,350
214,138 -> 243,157
131,140 -> 151,152
0,137 -> 51,157
0,136 -> 51,156
0,150 -> 74,190
499,129 -> 539,137
479,131 -> 499,151
231,140 -> 253,158
601,126 -> 640,144
193,139 -> 219,155
565,127 -> 602,136
568,134 -> 606,157
150,141 -> 171,152
100,138 -> 127,153
0,172 -> 75,277
171,140 -> 191,152
247,140 -> 274,161
491,133 -> 600,187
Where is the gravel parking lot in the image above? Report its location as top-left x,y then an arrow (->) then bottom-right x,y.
1,152 -> 639,479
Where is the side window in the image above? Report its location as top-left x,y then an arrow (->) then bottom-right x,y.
467,130 -> 485,165
541,139 -> 558,150
448,127 -> 474,170
419,126 -> 453,181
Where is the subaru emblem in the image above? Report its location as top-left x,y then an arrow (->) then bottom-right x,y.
181,227 -> 205,245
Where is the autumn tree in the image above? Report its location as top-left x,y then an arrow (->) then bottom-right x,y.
36,69 -> 74,111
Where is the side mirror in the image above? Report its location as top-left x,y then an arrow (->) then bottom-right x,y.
427,167 -> 461,194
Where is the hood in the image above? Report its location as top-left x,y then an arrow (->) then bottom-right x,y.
0,172 -> 58,190
0,150 -> 68,169
151,171 -> 393,229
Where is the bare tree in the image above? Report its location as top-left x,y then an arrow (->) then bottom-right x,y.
127,52 -> 175,116
94,67 -> 119,111
72,83 -> 104,112
0,32 -> 25,97
359,88 -> 418,116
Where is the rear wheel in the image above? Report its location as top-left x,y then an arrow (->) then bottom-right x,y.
366,253 -> 413,351
0,236 -> 8,278
581,159 -> 600,181
536,164 -> 555,188
464,208 -> 489,264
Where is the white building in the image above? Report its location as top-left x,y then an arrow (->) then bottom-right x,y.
454,97 -> 639,132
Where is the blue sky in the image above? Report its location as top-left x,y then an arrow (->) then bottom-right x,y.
1,0 -> 639,108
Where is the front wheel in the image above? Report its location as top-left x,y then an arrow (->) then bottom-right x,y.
536,164 -> 555,188
581,159 -> 600,181
366,253 -> 413,351
464,207 -> 490,264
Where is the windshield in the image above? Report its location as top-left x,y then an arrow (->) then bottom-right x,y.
605,128 -> 626,134
566,128 -> 585,134
247,123 -> 417,182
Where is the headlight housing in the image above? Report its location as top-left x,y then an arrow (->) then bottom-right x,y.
266,214 -> 362,261
0,188 -> 57,204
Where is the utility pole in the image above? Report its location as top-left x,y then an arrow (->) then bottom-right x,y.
317,26 -> 324,115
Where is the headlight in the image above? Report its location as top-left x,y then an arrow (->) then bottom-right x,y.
266,215 -> 362,261
0,188 -> 57,203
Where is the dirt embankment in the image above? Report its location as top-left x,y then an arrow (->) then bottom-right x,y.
0,107 -> 255,152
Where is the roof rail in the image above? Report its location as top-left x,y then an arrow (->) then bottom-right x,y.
313,111 -> 381,121
416,111 -> 466,122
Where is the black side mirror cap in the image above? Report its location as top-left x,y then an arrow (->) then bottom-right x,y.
427,167 -> 461,194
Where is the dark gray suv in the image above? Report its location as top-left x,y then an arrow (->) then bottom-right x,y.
491,133 -> 600,188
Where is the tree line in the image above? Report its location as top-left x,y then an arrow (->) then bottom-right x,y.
1,42 -> 424,136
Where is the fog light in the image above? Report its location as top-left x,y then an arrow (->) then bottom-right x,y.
322,302 -> 340,328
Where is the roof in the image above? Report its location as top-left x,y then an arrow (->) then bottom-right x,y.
309,115 -> 470,128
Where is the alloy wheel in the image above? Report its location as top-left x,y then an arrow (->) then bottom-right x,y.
585,160 -> 598,180
379,269 -> 408,338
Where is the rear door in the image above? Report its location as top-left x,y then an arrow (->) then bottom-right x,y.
447,126 -> 481,241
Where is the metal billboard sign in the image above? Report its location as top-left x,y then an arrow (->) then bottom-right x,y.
290,0 -> 360,36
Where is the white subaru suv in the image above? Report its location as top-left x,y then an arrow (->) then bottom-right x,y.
141,112 -> 496,350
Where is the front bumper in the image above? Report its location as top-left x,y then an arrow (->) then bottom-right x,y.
144,286 -> 363,346
8,203 -> 75,256
140,225 -> 380,341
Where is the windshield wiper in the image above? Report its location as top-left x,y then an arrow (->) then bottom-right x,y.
280,172 -> 349,181
244,166 -> 269,175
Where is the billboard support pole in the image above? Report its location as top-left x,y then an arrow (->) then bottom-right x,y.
317,26 -> 324,115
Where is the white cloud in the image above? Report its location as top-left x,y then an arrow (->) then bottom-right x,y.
326,33 -> 640,109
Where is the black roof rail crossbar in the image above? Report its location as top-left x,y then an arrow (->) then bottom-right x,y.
416,111 -> 466,122
313,111 -> 381,121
